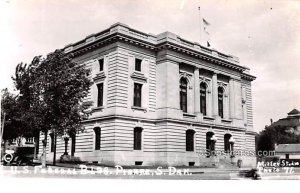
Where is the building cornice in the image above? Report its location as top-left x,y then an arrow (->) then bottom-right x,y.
241,73 -> 256,81
82,114 -> 247,132
63,22 -> 255,79
156,42 -> 245,72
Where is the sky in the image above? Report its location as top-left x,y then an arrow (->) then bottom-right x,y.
0,0 -> 300,132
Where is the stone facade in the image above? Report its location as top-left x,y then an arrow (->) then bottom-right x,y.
38,23 -> 256,167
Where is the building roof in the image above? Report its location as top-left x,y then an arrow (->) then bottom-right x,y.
268,108 -> 300,129
62,22 -> 256,80
276,144 -> 300,153
288,109 -> 300,116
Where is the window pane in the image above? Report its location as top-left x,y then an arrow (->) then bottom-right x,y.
134,83 -> 142,107
200,83 -> 207,115
218,87 -> 224,118
94,127 -> 101,150
99,59 -> 104,71
224,134 -> 231,153
135,58 -> 142,71
97,83 -> 103,107
206,132 -> 214,157
134,128 -> 142,150
180,78 -> 188,112
186,130 -> 194,151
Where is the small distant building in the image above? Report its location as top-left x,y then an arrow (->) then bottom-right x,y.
269,109 -> 300,135
275,144 -> 300,159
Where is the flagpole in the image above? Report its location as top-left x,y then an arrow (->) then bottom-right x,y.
198,6 -> 202,45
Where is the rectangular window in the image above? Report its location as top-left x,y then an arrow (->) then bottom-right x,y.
134,128 -> 142,150
186,130 -> 194,151
133,83 -> 142,107
99,58 -> 104,71
135,58 -> 142,72
94,128 -> 101,150
97,83 -> 103,107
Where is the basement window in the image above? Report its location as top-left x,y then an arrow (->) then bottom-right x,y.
189,162 -> 195,166
135,161 -> 143,166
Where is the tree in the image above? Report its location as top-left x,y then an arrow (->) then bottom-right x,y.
1,88 -> 31,141
257,125 -> 300,152
13,49 -> 92,167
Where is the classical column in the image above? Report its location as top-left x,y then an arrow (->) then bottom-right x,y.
212,73 -> 218,117
194,67 -> 200,114
229,78 -> 235,119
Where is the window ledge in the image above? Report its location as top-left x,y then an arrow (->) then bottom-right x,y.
221,119 -> 232,123
203,116 -> 215,120
183,113 -> 196,119
93,71 -> 106,81
131,72 -> 147,83
92,106 -> 105,112
133,150 -> 143,152
131,106 -> 147,113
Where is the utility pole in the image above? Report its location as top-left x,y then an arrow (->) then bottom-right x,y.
0,112 -> 6,161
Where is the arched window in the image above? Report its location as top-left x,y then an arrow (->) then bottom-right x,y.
200,82 -> 207,116
180,78 -> 188,112
206,132 -> 215,157
218,87 -> 224,118
134,127 -> 143,150
94,127 -> 101,150
186,130 -> 195,151
224,134 -> 231,153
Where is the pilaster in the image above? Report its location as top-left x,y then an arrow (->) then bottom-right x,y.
194,67 -> 200,114
212,73 -> 218,117
229,78 -> 235,119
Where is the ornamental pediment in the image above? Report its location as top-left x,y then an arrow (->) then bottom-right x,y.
93,71 -> 106,82
130,72 -> 147,83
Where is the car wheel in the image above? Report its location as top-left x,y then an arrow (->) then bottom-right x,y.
16,157 -> 22,166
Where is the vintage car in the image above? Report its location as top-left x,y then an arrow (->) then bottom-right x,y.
2,146 -> 35,166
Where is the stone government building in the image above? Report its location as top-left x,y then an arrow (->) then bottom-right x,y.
38,23 -> 256,167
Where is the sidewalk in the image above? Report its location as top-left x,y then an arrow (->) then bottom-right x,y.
43,161 -> 251,174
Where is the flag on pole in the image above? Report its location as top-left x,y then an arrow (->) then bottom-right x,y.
207,41 -> 211,47
198,7 -> 212,47
202,18 -> 210,26
202,18 -> 211,47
